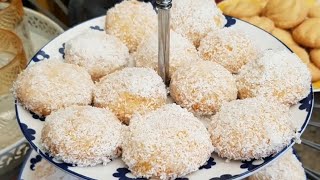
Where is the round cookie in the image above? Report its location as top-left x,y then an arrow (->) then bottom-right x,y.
288,44 -> 310,64
208,96 -> 296,161
170,61 -> 237,116
198,27 -> 260,73
13,60 -> 94,116
218,0 -> 264,18
41,106 -> 123,167
308,5 -> 320,18
171,0 -> 226,47
310,48 -> 320,68
134,30 -> 200,79
308,63 -> 320,82
248,149 -> 306,180
93,67 -> 167,124
236,50 -> 311,105
242,16 -> 275,32
105,0 -> 156,52
65,31 -> 130,81
122,104 -> 214,179
271,28 -> 297,46
263,0 -> 308,29
292,18 -> 320,48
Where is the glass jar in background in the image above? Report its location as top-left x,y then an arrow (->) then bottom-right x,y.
0,28 -> 26,150
0,0 -> 34,59
0,28 -> 27,96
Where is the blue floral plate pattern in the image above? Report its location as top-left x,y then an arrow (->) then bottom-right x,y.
16,16 -> 313,180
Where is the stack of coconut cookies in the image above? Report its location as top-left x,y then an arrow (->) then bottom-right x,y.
13,0 -> 311,179
218,0 -> 320,84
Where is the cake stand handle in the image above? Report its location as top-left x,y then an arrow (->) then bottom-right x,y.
157,0 -> 172,86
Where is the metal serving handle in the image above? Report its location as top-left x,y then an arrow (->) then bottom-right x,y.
156,0 -> 171,86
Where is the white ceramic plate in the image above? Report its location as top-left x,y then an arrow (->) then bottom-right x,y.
16,16 -> 314,180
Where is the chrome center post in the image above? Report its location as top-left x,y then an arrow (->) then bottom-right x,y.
156,0 -> 172,86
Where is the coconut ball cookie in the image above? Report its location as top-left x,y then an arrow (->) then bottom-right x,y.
170,61 -> 237,116
13,60 -> 94,116
198,27 -> 259,73
65,31 -> 130,81
134,30 -> 200,79
242,16 -> 275,33
41,106 -> 123,167
208,97 -> 296,161
122,104 -> 214,179
292,18 -> 320,48
94,67 -> 167,124
248,148 -> 306,180
105,0 -> 156,52
236,50 -> 311,105
263,0 -> 308,29
171,0 -> 226,47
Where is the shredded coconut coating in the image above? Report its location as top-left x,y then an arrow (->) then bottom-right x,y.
170,61 -> 237,116
122,104 -> 214,179
236,50 -> 311,105
171,0 -> 226,47
208,97 -> 296,161
134,30 -> 200,79
65,31 -> 130,81
41,106 -> 124,167
248,148 -> 306,180
13,60 -> 94,116
105,0 -> 156,52
198,27 -> 260,73
93,67 -> 167,124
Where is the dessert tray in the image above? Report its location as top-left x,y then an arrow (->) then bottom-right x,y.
15,15 -> 314,180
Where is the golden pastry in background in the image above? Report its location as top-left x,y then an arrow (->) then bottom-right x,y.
288,44 -> 310,64
308,5 -> 320,18
218,0 -> 264,18
263,0 -> 308,29
241,16 -> 275,32
292,18 -> 320,48
271,28 -> 297,46
308,63 -> 320,82
310,49 -> 320,69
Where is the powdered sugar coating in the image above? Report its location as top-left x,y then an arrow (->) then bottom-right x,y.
209,97 -> 296,161
171,0 -> 226,47
105,0 -> 156,52
65,31 -> 130,81
93,67 -> 167,124
248,148 -> 306,180
13,60 -> 94,116
122,104 -> 214,179
134,30 -> 200,79
170,61 -> 237,115
41,106 -> 124,167
236,50 -> 311,105
198,27 -> 260,73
